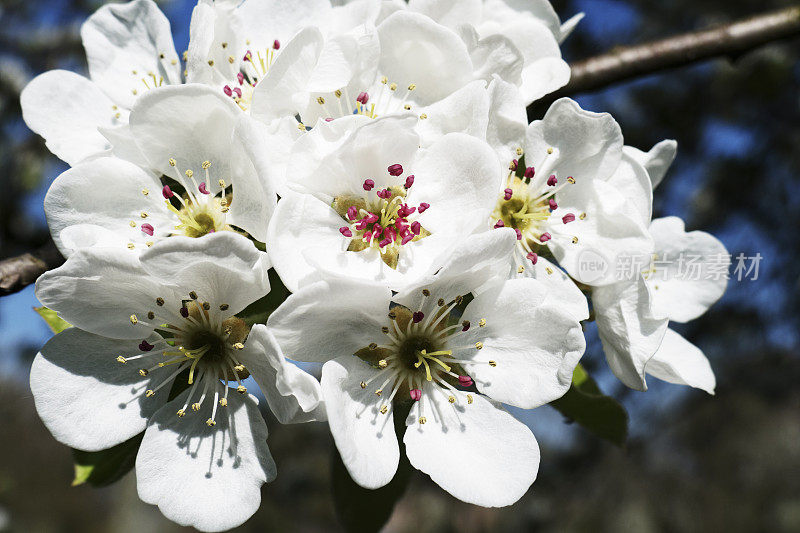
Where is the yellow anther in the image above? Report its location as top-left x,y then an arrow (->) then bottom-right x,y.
437,298 -> 445,306
547,147 -> 554,154
388,311 -> 397,320
488,360 -> 497,367
479,318 -> 486,327
141,188 -> 149,196
169,158 -> 176,166
221,206 -> 230,213
202,302 -> 211,310
389,83 -> 397,91
462,320 -> 470,329
567,177 -> 576,184
218,179 -> 226,188
380,405 -> 388,414
221,42 -> 228,48
297,123 -> 306,131
156,297 -> 165,306
207,59 -> 214,66
579,212 -> 587,220
140,212 -> 148,218
129,221 -> 136,228
185,169 -> 194,178
132,89 -> 138,95
375,389 -> 383,396
408,83 -> 416,91
189,291 -> 198,299
233,342 -> 245,350
317,97 -> 326,105
422,289 -> 430,296
127,243 -> 135,250
182,50 -> 188,60
228,55 -> 235,63
378,360 -> 388,369
381,326 -> 389,334
234,365 -> 246,372
404,105 -> 411,110
572,236 -> 579,244
475,342 -> 483,350
177,409 -> 186,417
419,113 -> 428,120
467,394 -> 474,404
130,314 -> 138,325
206,418 -> 216,426
448,396 -> 456,403
139,369 -> 148,377
219,303 -> 229,311
369,343 -> 378,350
219,398 -> 228,407
334,90 -> 342,98
191,403 -> 201,411
419,416 -> 427,424
381,76 -> 388,84
116,356 -> 127,364
517,265 -> 525,274
546,267 -> 554,275
236,385 -> 247,394
145,390 -> 155,397
516,147 -> 524,156
147,311 -> 155,319
360,381 -> 366,389
202,160 -> 211,169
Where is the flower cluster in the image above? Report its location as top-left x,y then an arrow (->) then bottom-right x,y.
21,0 -> 728,530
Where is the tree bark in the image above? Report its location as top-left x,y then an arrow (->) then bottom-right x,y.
528,5 -> 800,118
0,240 -> 64,296
2,6 -> 800,298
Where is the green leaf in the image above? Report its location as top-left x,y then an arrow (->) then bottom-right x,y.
71,433 -> 144,487
331,402 -> 414,533
236,268 -> 290,327
34,306 -> 71,334
550,364 -> 629,447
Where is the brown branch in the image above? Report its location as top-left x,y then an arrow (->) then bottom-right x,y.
0,240 -> 64,297
529,5 -> 800,118
2,7 -> 800,298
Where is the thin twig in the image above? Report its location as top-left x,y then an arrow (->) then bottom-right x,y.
528,5 -> 800,118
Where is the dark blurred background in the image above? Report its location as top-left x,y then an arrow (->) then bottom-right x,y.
1,0 -> 799,531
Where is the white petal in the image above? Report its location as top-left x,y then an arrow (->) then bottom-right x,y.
140,232 -> 271,316
43,157 -> 168,256
81,0 -> 181,109
526,98 -> 623,186
460,278 -> 585,408
290,115 -> 419,202
411,132 -> 502,235
240,325 -> 326,424
321,357 -> 400,489
394,229 -> 517,315
250,27 -> 325,121
646,328 -> 715,394
185,0 -> 242,87
486,75 -> 527,163
593,277 -> 669,391
377,11 -> 473,104
136,390 -> 276,532
226,115 -> 278,242
415,80 -> 489,146
647,216 -> 729,322
30,328 -> 167,451
35,248 -> 170,339
408,0 -> 482,28
624,139 -> 678,189
511,252 -> 589,321
457,25 -> 523,89
98,123 -> 150,168
605,152 -> 653,228
404,387 -> 539,507
20,70 -> 115,165
268,279 -> 391,363
235,0 -> 332,51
